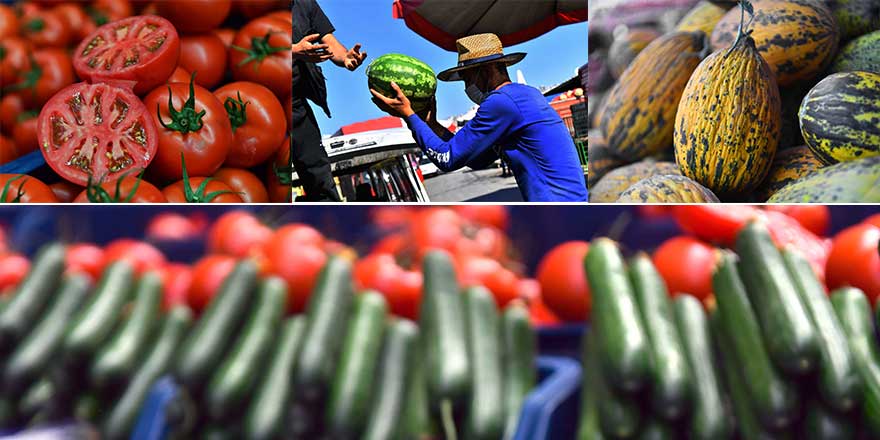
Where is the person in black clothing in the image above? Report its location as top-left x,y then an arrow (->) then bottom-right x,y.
292,0 -> 367,201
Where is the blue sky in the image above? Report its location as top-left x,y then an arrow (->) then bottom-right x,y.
307,0 -> 588,136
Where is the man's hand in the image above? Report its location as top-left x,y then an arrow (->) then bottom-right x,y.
292,34 -> 332,63
370,81 -> 414,118
343,43 -> 367,71
416,96 -> 437,122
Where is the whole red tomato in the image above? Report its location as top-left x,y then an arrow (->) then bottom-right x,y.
536,241 -> 590,322
826,223 -> 880,303
454,206 -> 509,230
12,113 -> 39,157
410,208 -> 464,254
167,66 -> 191,84
284,94 -> 291,130
355,253 -> 423,319
0,94 -> 25,136
162,177 -> 243,203
102,239 -> 166,275
866,214 -> 880,228
160,263 -> 192,311
0,174 -> 58,203
260,225 -> 327,313
212,168 -> 269,203
207,210 -> 272,257
51,3 -> 93,40
652,236 -> 717,302
0,4 -> 18,40
10,48 -> 75,109
144,77 -> 234,182
457,254 -> 520,307
0,254 -> 30,295
517,278 -> 561,326
49,181 -> 83,203
66,243 -> 105,280
73,173 -> 167,203
232,0 -> 287,18
213,28 -> 235,48
88,0 -> 134,25
213,81 -> 286,167
156,0 -> 231,33
20,8 -> 71,48
178,33 -> 228,89
265,136 -> 292,203
229,15 -> 292,97
0,38 -> 31,86
765,205 -> 830,236
188,254 -> 236,313
146,213 -> 206,240
0,136 -> 18,165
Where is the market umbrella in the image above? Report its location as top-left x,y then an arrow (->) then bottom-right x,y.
392,0 -> 588,51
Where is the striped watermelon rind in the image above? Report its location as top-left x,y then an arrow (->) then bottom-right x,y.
767,156 -> 880,203
367,54 -> 437,112
831,30 -> 880,74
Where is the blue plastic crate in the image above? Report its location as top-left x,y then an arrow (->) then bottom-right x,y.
537,324 -> 586,359
0,151 -> 46,176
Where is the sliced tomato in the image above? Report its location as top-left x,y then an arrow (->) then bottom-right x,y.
212,168 -> 269,203
229,15 -> 292,97
20,8 -> 72,48
0,4 -> 18,40
0,174 -> 58,203
73,172 -> 167,203
156,0 -> 231,33
188,254 -> 236,314
38,82 -> 159,186
12,112 -> 39,157
207,210 -> 272,257
102,238 -> 166,274
178,33 -> 227,89
214,81 -> 286,167
66,242 -> 105,280
49,180 -> 83,202
162,177 -> 243,203
9,48 -> 75,109
265,136 -> 292,203
73,15 -> 180,96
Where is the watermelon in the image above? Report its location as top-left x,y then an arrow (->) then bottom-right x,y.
367,54 -> 437,112
767,156 -> 880,203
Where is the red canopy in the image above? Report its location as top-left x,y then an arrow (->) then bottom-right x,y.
392,0 -> 587,52
339,116 -> 406,135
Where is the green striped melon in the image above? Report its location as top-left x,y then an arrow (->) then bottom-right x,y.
831,30 -> 880,74
755,145 -> 824,201
767,156 -> 880,202
367,54 -> 437,112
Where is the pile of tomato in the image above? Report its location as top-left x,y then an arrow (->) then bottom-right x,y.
0,0 -> 294,203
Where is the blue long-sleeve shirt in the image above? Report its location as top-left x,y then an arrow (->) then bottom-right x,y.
406,83 -> 588,202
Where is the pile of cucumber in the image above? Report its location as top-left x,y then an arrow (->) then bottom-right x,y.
579,222 -> 880,439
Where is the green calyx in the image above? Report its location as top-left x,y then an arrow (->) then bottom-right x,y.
272,161 -> 295,187
0,175 -> 27,203
84,169 -> 147,203
727,0 -> 755,57
178,153 -> 239,203
232,32 -> 288,70
23,18 -> 45,33
223,92 -> 250,132
157,73 -> 206,134
5,56 -> 43,94
86,7 -> 109,26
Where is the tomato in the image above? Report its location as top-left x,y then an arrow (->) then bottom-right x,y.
212,168 -> 269,203
208,210 -> 272,257
866,214 -> 880,228
0,254 -> 30,295
410,208 -> 464,255
0,94 -> 25,135
156,0 -> 231,34
38,82 -> 158,186
265,136 -> 292,203
454,206 -> 509,230
284,94 -> 291,130
0,226 -> 7,255
0,38 -> 31,86
49,180 -> 83,203
765,205 -> 830,236
167,66 -> 191,84
0,4 -> 18,40
264,10 -> 292,24
455,254 -> 520,307
636,206 -> 673,220
73,15 -> 180,96
178,33 -> 227,89
355,253 -> 422,319
517,278 -> 561,326
12,113 -> 38,157
20,8 -> 71,48
162,177 -> 243,203
188,254 -> 236,313
88,0 -> 134,25
66,242 -> 104,280
652,236 -> 717,303
52,3 -> 93,40
12,48 -> 75,109
159,263 -> 191,311
144,77 -> 234,181
232,0 -> 287,19
371,232 -> 408,256
229,16 -> 292,97
536,241 -> 590,322
73,173 -> 167,203
262,243 -> 326,313
102,239 -> 166,274
213,82 -> 285,167
146,212 -> 204,240
827,223 -> 880,303
212,28 -> 235,48
0,136 -> 18,165
0,174 -> 58,203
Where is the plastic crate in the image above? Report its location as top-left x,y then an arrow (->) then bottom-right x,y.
537,324 -> 586,359
0,151 -> 46,176
132,356 -> 582,440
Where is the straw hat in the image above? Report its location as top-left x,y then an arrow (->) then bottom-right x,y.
437,33 -> 526,82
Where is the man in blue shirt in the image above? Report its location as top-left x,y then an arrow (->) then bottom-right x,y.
370,33 -> 588,202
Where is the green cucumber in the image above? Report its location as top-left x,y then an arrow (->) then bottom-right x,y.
206,277 -> 287,420
174,260 -> 258,392
638,417 -> 675,440
420,250 -> 470,418
713,252 -> 798,430
577,332 -> 605,440
672,294 -> 730,440
584,238 -> 651,393
102,305 -> 193,440
18,378 -> 53,422
831,287 -> 880,437
326,291 -> 388,437
783,249 -> 861,412
803,397 -> 856,440
3,274 -> 90,397
294,255 -> 355,405
91,271 -> 162,392
363,319 -> 419,440
463,286 -> 505,440
735,222 -> 819,375
501,302 -> 536,440
594,333 -> 642,438
63,261 -> 135,367
244,316 -> 306,440
75,392 -> 101,422
628,253 -> 692,420
403,339 -> 433,440
0,243 -> 65,352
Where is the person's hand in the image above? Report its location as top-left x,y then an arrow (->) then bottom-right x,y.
343,43 -> 367,71
292,34 -> 332,63
415,96 -> 437,122
370,81 -> 414,118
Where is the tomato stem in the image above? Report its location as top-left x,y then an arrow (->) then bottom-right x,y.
86,7 -> 109,26
0,175 -> 26,203
272,161 -> 295,186
84,169 -> 147,203
156,73 -> 206,134
232,32 -> 288,69
223,91 -> 250,132
4,56 -> 42,94
23,18 -> 45,33
179,153 -> 239,203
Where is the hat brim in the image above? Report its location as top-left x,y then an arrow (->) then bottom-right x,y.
437,52 -> 527,82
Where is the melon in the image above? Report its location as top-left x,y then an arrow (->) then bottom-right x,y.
588,134 -> 628,188
831,30 -> 880,74
616,174 -> 720,203
767,156 -> 880,202
367,54 -> 437,112
755,145 -> 824,201
590,161 -> 681,202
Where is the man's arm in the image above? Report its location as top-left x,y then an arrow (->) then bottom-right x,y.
322,33 -> 367,71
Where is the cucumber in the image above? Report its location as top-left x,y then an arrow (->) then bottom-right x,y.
18,378 -> 53,422
735,222 -> 819,375
3,274 -> 90,397
594,333 -> 642,438
628,253 -> 692,420
206,277 -> 287,420
363,319 -> 419,440
294,256 -> 355,406
174,260 -> 258,392
244,316 -> 306,440
783,249 -> 861,412
577,332 -> 605,440
91,271 -> 162,392
403,338 -> 434,440
463,286 -> 505,440
831,287 -> 880,437
584,238 -> 651,393
0,243 -> 65,352
501,302 -> 536,440
638,417 -> 675,440
672,294 -> 730,440
75,392 -> 101,422
62,261 -> 135,367
326,291 -> 388,438
712,251 -> 798,430
102,305 -> 193,440
803,397 -> 856,440
420,250 -> 470,416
